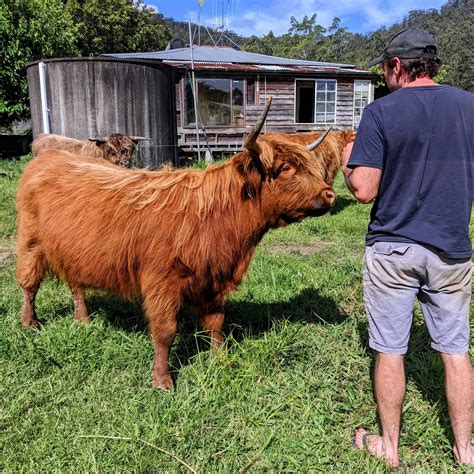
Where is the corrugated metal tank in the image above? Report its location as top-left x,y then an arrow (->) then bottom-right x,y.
26,57 -> 177,167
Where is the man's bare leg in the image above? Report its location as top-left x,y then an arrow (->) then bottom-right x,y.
354,353 -> 405,468
441,352 -> 473,465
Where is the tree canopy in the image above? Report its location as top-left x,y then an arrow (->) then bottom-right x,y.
65,0 -> 170,55
0,0 -> 78,123
0,0 -> 171,125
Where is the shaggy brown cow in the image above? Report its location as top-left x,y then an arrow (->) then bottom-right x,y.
31,133 -> 144,168
16,100 -> 336,390
265,129 -> 356,185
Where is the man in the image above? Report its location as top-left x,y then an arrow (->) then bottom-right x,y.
342,28 -> 473,467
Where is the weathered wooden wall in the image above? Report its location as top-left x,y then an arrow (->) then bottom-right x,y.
27,58 -> 178,167
336,78 -> 356,129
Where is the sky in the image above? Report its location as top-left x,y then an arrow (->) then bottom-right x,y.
148,0 -> 446,37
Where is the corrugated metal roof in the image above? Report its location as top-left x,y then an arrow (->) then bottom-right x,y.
154,60 -> 372,75
103,45 -> 359,70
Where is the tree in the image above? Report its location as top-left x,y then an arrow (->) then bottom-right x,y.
435,0 -> 473,91
243,31 -> 278,56
0,0 -> 78,124
277,14 -> 326,60
241,14 -> 367,64
65,0 -> 171,55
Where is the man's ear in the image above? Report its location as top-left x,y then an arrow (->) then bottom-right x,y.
392,57 -> 402,75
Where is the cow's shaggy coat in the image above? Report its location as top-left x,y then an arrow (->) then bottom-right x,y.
17,111 -> 339,389
31,133 -> 137,168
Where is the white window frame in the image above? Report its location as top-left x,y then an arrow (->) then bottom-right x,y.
315,79 -> 337,125
353,80 -> 373,130
294,78 -> 338,125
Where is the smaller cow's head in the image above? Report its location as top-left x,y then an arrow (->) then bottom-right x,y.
235,99 -> 336,227
91,134 -> 147,168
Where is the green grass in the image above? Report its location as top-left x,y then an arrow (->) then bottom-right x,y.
0,155 -> 472,472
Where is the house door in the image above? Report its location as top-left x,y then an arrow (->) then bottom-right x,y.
296,81 -> 315,123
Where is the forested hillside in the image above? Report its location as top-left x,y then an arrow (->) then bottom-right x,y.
1,0 -> 472,127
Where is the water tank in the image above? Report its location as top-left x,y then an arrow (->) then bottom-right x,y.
166,38 -> 186,50
26,57 -> 177,167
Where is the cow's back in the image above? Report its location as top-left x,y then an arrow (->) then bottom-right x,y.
17,151 -> 163,296
31,134 -> 103,158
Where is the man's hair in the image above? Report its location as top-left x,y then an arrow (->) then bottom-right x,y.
384,47 -> 441,80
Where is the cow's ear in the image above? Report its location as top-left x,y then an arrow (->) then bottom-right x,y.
236,153 -> 264,201
89,137 -> 107,146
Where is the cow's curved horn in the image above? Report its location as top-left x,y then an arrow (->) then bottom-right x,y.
306,127 -> 333,151
128,136 -> 150,142
243,97 -> 272,155
89,137 -> 107,143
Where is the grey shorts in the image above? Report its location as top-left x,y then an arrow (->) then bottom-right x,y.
364,242 -> 472,355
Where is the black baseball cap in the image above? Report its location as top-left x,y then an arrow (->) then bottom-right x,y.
368,28 -> 438,67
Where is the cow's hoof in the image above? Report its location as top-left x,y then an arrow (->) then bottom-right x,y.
152,374 -> 174,390
74,315 -> 91,324
21,317 -> 39,329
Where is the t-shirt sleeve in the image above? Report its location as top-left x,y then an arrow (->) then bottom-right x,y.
347,107 -> 384,170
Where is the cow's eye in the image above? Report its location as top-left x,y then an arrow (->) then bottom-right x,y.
273,163 -> 293,179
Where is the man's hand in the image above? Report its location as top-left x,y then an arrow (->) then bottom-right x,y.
341,141 -> 382,204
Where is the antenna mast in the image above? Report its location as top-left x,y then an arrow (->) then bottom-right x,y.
197,0 -> 204,45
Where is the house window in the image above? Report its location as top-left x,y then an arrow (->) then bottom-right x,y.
184,77 -> 245,127
295,79 -> 337,124
315,79 -> 336,124
353,80 -> 371,130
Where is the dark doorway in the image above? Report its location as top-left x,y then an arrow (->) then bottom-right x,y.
296,81 -> 315,123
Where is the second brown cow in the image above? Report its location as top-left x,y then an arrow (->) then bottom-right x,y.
31,133 -> 143,168
265,129 -> 356,184
17,100 -> 339,390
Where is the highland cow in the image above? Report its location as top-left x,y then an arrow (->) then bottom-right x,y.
16,100 -> 337,390
265,129 -> 356,184
31,133 -> 145,168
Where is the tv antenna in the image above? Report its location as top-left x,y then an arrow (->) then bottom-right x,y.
194,0 -> 237,47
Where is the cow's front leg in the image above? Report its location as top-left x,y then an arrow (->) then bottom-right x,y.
71,286 -> 90,323
144,292 -> 180,390
200,303 -> 225,351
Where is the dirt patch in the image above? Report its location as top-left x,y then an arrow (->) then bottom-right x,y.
266,241 -> 329,256
0,235 -> 16,268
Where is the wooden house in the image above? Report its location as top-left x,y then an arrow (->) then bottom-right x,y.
106,46 -> 378,154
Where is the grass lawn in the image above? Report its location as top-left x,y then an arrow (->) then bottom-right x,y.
0,155 -> 472,472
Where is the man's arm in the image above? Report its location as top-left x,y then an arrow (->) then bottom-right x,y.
342,142 -> 382,204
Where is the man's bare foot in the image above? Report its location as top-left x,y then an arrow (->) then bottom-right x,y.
352,427 -> 400,468
453,442 -> 473,466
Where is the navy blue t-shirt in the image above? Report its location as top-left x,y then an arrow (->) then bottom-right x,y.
348,85 -> 474,259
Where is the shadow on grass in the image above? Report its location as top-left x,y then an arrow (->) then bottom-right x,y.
85,287 -> 346,374
329,196 -> 358,215
356,319 -> 452,445
87,293 -> 146,331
